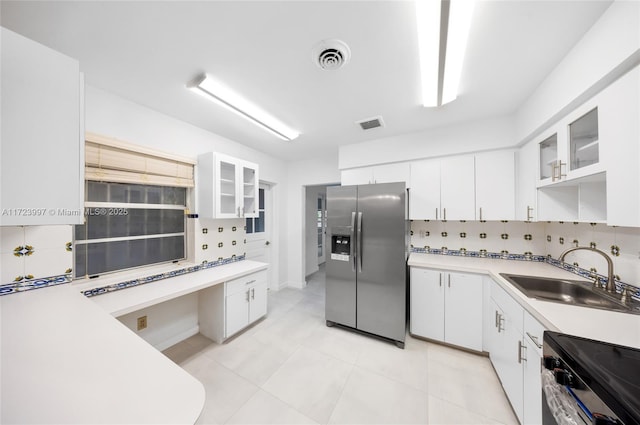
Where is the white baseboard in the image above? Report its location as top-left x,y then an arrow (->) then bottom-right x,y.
154,325 -> 200,352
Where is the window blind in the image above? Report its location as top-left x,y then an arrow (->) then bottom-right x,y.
85,133 -> 196,187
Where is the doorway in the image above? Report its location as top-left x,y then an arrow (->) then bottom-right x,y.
304,184 -> 335,278
245,182 -> 273,288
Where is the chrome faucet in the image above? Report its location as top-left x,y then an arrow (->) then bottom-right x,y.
558,246 -> 616,293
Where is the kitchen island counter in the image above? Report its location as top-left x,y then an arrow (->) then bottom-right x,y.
408,253 -> 640,349
0,260 -> 267,424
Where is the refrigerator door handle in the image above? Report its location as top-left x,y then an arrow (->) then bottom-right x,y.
357,211 -> 363,273
350,211 -> 357,272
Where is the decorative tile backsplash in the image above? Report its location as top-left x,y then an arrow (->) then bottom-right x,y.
191,217 -> 246,264
411,220 -> 640,288
0,225 -> 73,285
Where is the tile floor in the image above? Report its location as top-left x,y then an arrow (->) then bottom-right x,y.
163,266 -> 518,425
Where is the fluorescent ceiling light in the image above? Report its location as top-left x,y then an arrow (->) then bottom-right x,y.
415,0 -> 441,107
415,0 -> 475,107
188,74 -> 300,141
442,0 -> 476,104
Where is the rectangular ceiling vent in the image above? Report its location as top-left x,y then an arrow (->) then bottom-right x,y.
356,116 -> 385,131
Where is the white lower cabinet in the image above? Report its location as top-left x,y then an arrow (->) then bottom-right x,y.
487,279 -> 546,425
198,270 -> 267,342
410,267 -> 483,351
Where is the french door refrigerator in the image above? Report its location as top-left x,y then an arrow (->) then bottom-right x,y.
325,182 -> 408,348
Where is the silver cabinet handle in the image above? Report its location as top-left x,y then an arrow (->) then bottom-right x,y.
495,310 -> 499,328
448,274 -> 451,288
518,340 -> 527,363
479,207 -> 483,221
251,288 -> 255,300
526,205 -> 534,221
245,290 -> 250,302
443,208 -> 447,220
526,332 -> 543,349
245,280 -> 256,285
497,314 -> 505,333
237,206 -> 241,217
242,206 -> 245,217
439,273 -> 442,287
435,208 -> 438,220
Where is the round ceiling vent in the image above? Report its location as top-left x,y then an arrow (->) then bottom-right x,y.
312,39 -> 351,71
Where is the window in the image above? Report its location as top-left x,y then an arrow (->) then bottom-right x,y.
75,133 -> 195,279
246,188 -> 265,234
74,182 -> 187,278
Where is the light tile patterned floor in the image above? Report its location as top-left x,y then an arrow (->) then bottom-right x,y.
163,266 -> 518,425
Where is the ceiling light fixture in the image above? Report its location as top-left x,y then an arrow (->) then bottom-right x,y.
187,74 -> 300,141
415,0 -> 476,107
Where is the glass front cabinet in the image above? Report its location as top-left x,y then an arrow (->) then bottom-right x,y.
197,152 -> 259,219
538,107 -> 600,184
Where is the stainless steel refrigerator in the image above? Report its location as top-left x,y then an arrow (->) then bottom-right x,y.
325,182 -> 408,348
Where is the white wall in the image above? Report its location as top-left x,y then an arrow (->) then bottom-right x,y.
514,0 -> 640,145
284,155 -> 341,288
338,116 -> 516,170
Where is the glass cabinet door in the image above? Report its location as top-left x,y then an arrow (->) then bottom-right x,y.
242,164 -> 258,217
539,133 -> 557,180
218,160 -> 237,215
569,108 -> 598,171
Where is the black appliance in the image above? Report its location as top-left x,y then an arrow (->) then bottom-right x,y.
542,331 -> 640,425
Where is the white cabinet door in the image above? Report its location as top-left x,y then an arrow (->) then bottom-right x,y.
197,153 -> 260,219
248,280 -> 267,323
475,151 -> 516,221
602,67 -> 640,226
440,156 -> 475,220
445,272 -> 483,351
516,141 -> 538,221
522,312 -> 545,425
225,289 -> 249,338
490,282 -> 525,424
409,159 -> 440,220
410,268 -> 445,340
216,155 -> 240,218
1,28 -> 83,226
240,160 -> 259,218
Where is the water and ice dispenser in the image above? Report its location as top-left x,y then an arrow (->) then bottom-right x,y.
330,235 -> 351,261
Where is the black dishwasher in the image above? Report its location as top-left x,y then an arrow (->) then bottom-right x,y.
542,331 -> 640,425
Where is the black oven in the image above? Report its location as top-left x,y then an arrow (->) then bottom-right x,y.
542,331 -> 640,425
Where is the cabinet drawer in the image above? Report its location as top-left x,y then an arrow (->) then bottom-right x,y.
226,270 -> 267,296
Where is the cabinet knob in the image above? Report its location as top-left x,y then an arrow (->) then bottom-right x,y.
553,368 -> 573,386
543,355 -> 560,370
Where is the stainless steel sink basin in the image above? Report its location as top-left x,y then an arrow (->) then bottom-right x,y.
499,273 -> 635,313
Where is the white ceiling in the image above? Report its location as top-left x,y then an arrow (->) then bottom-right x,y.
0,0 -> 612,161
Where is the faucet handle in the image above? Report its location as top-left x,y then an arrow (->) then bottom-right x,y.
620,285 -> 638,304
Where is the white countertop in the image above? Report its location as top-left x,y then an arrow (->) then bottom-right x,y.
408,253 -> 640,349
0,260 -> 267,424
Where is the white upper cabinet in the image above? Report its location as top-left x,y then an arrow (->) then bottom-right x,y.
516,141 -> 538,221
440,156 -> 476,220
475,151 -> 516,221
409,159 -> 441,220
410,156 -> 475,220
1,28 -> 84,226
601,67 -> 640,227
197,153 -> 259,219
341,162 -> 410,186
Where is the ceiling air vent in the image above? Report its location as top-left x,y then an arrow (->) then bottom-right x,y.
356,116 -> 385,131
312,39 -> 351,71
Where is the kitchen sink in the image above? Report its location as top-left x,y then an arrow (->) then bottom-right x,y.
499,273 -> 638,314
